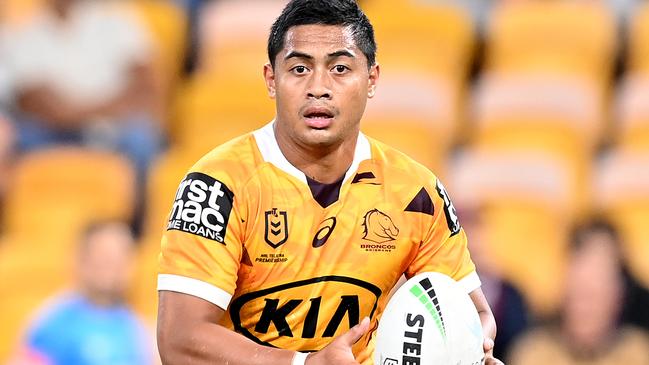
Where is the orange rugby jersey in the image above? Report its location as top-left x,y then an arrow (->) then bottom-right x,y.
158,122 -> 480,364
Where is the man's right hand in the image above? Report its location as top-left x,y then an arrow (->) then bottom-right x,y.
305,317 -> 370,365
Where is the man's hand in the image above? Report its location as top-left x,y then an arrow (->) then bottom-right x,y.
483,337 -> 504,365
305,317 -> 370,365
470,289 -> 505,365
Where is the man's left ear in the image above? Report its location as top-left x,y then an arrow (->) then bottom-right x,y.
263,63 -> 277,99
368,63 -> 380,99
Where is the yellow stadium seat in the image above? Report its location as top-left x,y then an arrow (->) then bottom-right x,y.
615,74 -> 649,152
131,149 -> 200,319
594,151 -> 649,288
0,242 -> 72,362
470,74 -> 602,215
627,2 -> 649,73
198,0 -> 286,78
0,0 -> 44,26
2,147 -> 136,249
361,73 -> 460,173
109,0 -> 187,133
363,1 -> 474,143
485,1 -> 616,84
364,1 -> 475,79
170,73 -> 275,154
141,149 -> 197,241
120,0 -> 187,91
449,149 -> 575,315
129,238 -> 162,321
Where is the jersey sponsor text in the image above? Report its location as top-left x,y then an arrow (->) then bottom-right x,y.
167,172 -> 234,243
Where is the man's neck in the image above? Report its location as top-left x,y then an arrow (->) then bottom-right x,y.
274,126 -> 357,184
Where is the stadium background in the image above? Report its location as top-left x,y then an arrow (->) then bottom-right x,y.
0,0 -> 648,363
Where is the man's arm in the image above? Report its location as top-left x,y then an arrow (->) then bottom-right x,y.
157,291 -> 295,365
470,288 -> 505,365
157,291 -> 370,365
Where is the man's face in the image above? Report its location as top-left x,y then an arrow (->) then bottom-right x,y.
264,24 -> 379,149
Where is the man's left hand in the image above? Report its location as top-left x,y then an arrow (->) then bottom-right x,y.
483,337 -> 505,365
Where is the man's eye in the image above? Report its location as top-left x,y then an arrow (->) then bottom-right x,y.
333,65 -> 348,73
292,66 -> 308,74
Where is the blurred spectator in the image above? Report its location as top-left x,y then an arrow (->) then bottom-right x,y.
461,208 -> 529,361
0,0 -> 164,181
0,112 -> 15,185
0,113 -> 15,225
10,221 -> 153,365
570,220 -> 649,333
508,218 -> 649,365
606,0 -> 640,26
174,0 -> 207,76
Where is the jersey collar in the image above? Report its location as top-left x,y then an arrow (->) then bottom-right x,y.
253,120 -> 372,185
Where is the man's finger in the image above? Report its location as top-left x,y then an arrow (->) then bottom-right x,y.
339,317 -> 370,347
484,356 -> 505,365
483,337 -> 495,352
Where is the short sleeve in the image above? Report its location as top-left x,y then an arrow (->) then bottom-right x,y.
405,177 -> 480,294
157,171 -> 245,310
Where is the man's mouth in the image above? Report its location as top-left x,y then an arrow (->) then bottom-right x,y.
302,107 -> 335,129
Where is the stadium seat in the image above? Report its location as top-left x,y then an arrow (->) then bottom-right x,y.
1,147 -> 136,250
141,149 -> 197,241
123,0 -> 187,83
0,242 -> 72,362
449,149 -> 575,315
129,149 -> 199,319
362,73 -> 459,173
364,0 -> 475,79
594,151 -> 649,288
112,0 -> 187,132
476,1 -> 615,187
363,1 -> 475,145
615,74 -> 649,152
0,0 -> 44,26
129,237 -> 162,321
170,72 -> 274,155
485,0 -> 616,85
198,0 -> 286,78
470,74 -> 601,216
627,2 -> 649,74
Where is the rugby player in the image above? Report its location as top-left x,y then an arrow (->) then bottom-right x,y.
157,1 -> 504,364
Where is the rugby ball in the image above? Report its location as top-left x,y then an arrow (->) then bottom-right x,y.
374,272 -> 485,365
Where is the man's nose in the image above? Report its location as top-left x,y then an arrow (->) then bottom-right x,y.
307,68 -> 332,99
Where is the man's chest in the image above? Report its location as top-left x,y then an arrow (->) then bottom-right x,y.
238,177 -> 423,287
223,178 -> 425,349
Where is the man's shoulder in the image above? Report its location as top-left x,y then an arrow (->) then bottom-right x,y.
367,136 -> 440,186
187,132 -> 262,189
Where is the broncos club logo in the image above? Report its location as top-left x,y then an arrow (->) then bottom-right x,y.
362,209 -> 400,244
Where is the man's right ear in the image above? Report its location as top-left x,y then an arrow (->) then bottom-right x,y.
263,63 -> 276,99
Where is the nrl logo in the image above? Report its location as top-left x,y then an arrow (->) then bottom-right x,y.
264,208 -> 289,248
362,209 -> 399,244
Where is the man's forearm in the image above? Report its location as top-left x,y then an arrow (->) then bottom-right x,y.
470,289 -> 496,333
157,321 -> 296,365
157,291 -> 298,365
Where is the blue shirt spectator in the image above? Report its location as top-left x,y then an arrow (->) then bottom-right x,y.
26,294 -> 152,365
10,221 -> 155,365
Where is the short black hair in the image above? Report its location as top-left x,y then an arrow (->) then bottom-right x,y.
569,218 -> 621,254
268,0 -> 376,69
